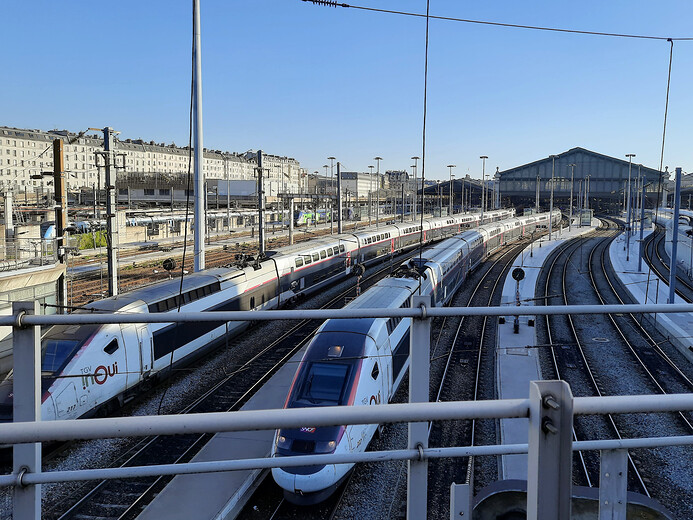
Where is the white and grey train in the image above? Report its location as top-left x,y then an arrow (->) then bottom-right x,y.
271,210 -> 562,504
0,209 -> 517,423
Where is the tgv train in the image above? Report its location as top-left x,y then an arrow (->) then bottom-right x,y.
0,209 -> 516,423
295,209 -> 331,226
271,210 -> 561,504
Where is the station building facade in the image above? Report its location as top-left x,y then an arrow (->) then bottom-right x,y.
0,126 -> 305,199
498,147 -> 666,213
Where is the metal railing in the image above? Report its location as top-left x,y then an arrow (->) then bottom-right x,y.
0,238 -> 58,272
5,300 -> 693,519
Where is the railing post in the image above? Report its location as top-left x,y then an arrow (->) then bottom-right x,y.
12,301 -> 42,520
527,380 -> 573,520
599,449 -> 628,520
408,295 -> 431,519
450,482 -> 472,519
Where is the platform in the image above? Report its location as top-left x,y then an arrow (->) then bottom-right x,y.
496,220 -> 598,480
137,347 -> 305,520
609,227 -> 693,364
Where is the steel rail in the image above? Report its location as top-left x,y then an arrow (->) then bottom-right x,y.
570,219 -> 649,496
594,222 -> 693,427
542,227 -> 600,486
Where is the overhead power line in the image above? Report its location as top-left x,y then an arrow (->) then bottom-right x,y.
302,0 -> 693,41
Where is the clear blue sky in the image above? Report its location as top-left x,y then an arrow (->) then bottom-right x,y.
4,1 -> 693,180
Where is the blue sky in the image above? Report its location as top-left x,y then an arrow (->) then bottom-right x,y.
4,1 -> 693,179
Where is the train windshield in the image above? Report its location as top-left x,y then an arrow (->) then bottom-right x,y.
294,362 -> 351,406
42,340 -> 81,373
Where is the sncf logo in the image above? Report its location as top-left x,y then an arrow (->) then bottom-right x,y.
300,427 -> 316,433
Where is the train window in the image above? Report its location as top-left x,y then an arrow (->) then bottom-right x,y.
104,339 -> 119,355
42,339 -> 81,373
386,319 -> 393,335
157,301 -> 167,313
295,362 -> 350,406
371,362 -> 380,380
340,245 -> 345,252
327,248 -> 333,257
295,257 -> 303,268
304,255 -> 312,265
312,253 -> 319,262
250,296 -> 255,309
320,250 -> 327,259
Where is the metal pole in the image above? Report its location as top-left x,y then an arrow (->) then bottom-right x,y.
337,162 -> 343,234
577,179 -> 583,228
401,184 -> 405,223
536,175 -> 540,212
289,198 -> 294,245
625,154 -> 635,261
549,155 -> 556,240
668,167 -> 682,303
226,158 -> 230,231
193,0 -> 205,271
408,295 -> 430,519
480,156 -> 487,221
447,164 -> 455,216
103,127 -> 119,297
258,150 -> 265,256
568,164 -> 575,233
638,180 -> 646,272
375,156 -> 382,228
12,301 -> 41,520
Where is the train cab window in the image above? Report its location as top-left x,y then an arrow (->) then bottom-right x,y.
104,339 -> 119,355
295,363 -> 350,405
42,339 -> 81,373
312,253 -> 319,262
340,245 -> 345,253
320,250 -> 327,259
371,362 -> 380,380
295,257 -> 304,268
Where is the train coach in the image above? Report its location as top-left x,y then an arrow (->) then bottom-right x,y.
271,210 -> 560,504
0,209 -> 515,423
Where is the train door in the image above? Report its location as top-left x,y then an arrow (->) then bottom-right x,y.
135,325 -> 153,381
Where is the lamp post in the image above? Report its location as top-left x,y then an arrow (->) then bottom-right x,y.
374,156 -> 382,228
567,163 -> 576,232
625,153 -> 636,261
447,164 -> 456,216
328,156 -> 336,196
411,156 -> 419,220
549,155 -> 558,241
368,165 -> 375,226
480,156 -> 488,222
410,164 -> 417,221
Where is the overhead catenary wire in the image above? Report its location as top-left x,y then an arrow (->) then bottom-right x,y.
302,0 -> 693,42
416,0 -> 430,297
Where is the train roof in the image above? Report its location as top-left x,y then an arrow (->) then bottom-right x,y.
80,268 -> 233,313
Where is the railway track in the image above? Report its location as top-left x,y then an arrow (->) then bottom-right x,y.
642,225 -> 693,302
539,220 -> 648,492
540,218 -> 693,518
45,250 -> 416,520
425,239 -> 531,518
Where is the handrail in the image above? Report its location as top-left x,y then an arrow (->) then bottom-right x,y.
3,302 -> 693,326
